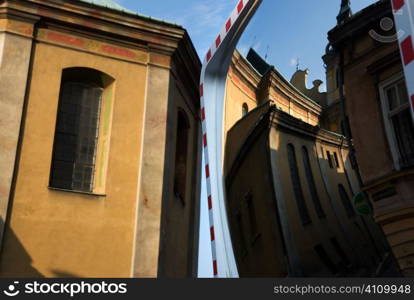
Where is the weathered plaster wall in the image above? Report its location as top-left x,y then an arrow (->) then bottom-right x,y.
0,32 -> 32,248
343,45 -> 398,183
133,64 -> 170,278
224,68 -> 258,134
157,72 -> 201,278
0,40 -> 147,277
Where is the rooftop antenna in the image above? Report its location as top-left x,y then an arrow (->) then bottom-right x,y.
265,45 -> 270,61
249,35 -> 257,50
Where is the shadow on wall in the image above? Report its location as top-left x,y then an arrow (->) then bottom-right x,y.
269,118 -> 400,277
0,218 -> 44,278
268,137 -> 381,277
51,270 -> 81,278
224,102 -> 400,277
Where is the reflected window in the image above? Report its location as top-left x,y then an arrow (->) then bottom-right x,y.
327,151 -> 334,168
302,146 -> 326,218
242,103 -> 249,117
287,144 -> 312,225
330,237 -> 351,267
334,152 -> 340,168
315,244 -> 338,275
338,184 -> 355,218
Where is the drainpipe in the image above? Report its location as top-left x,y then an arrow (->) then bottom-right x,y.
338,49 -> 364,187
337,47 -> 383,264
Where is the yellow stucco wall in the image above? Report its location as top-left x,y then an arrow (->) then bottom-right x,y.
0,40 -> 148,277
224,68 -> 258,134
0,29 -> 33,246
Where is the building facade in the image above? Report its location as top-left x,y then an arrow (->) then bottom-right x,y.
0,0 -> 201,278
224,49 -> 321,134
223,49 -> 389,277
326,0 -> 414,276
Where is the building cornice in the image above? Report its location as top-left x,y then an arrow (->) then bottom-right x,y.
171,31 -> 202,110
230,50 -> 322,116
2,0 -> 193,56
271,108 -> 347,147
268,71 -> 322,116
231,50 -> 262,87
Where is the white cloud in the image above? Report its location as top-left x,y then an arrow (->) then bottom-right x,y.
164,0 -> 237,57
182,2 -> 231,34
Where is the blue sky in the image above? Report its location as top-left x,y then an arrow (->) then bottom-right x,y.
115,0 -> 379,277
116,0 -> 378,90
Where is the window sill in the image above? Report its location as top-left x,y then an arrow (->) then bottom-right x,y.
48,187 -> 107,197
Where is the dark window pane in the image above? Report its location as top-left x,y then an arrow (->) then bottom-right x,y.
50,78 -> 102,193
334,152 -> 340,168
338,184 -> 355,218
242,103 -> 249,117
287,144 -> 311,225
392,109 -> 414,167
335,69 -> 340,89
330,237 -> 351,267
314,244 -> 338,275
327,151 -> 334,168
397,82 -> 409,105
174,110 -> 190,205
50,161 -> 74,190
302,147 -> 326,218
386,86 -> 398,111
